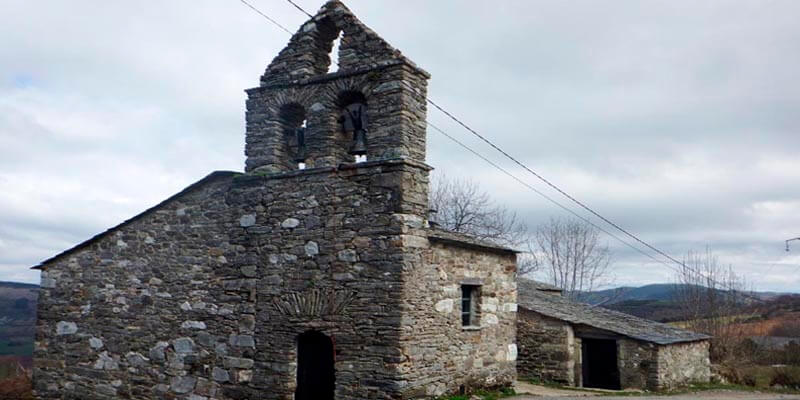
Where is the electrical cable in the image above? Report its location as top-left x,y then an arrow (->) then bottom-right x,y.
427,120 -> 765,304
238,0 -> 292,34
286,0 -> 313,17
426,99 -> 766,303
236,0 -> 765,304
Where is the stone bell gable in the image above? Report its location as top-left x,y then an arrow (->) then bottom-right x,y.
259,1 -> 421,84
245,0 -> 430,173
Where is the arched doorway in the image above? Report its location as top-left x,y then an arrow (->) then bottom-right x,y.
295,331 -> 335,400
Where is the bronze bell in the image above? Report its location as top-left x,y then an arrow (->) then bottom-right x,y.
293,127 -> 307,163
349,129 -> 367,156
342,103 -> 368,156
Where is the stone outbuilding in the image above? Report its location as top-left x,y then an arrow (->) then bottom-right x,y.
32,2 -> 518,399
516,279 -> 711,391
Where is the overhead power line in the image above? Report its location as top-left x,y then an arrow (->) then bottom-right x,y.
286,0 -> 313,18
429,120 -> 765,304
238,0 -> 292,34
262,0 -> 688,275
236,0 -> 765,303
427,100 -> 693,278
427,100 -> 765,303
427,121 -> 669,269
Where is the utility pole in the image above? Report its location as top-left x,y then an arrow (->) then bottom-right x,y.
786,237 -> 800,252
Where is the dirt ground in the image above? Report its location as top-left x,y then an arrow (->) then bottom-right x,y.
511,381 -> 800,399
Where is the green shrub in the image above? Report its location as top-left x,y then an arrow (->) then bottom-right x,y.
771,367 -> 800,389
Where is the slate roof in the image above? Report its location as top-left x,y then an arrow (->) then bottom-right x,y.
518,279 -> 710,345
426,228 -> 518,255
518,278 -> 563,294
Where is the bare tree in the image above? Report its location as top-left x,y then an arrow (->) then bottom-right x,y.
531,217 -> 612,300
429,174 -> 537,275
673,247 -> 752,362
429,174 -> 527,246
516,252 -> 540,278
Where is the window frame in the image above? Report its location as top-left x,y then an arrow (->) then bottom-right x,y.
460,284 -> 481,328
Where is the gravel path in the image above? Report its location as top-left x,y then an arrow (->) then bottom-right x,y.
511,381 -> 800,400
512,391 -> 800,400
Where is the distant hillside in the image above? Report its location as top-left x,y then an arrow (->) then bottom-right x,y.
574,284 -> 793,322
0,282 -> 38,357
576,284 -> 683,304
576,283 -> 787,305
0,282 -> 38,290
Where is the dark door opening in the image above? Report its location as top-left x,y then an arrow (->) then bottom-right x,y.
581,338 -> 620,390
296,331 -> 335,400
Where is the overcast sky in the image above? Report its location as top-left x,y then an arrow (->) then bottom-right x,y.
2,0 -> 798,291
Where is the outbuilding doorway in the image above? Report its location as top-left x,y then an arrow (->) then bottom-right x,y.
581,338 -> 620,390
295,331 -> 335,400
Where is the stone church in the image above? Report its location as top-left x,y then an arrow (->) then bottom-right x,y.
33,2 -> 518,399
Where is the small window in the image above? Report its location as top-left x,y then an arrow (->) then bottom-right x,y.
461,285 -> 480,327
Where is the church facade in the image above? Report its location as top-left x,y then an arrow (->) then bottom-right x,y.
33,2 -> 518,399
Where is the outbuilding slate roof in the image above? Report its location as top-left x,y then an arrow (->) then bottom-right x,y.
427,228 -> 518,255
518,278 -> 563,294
518,279 -> 711,345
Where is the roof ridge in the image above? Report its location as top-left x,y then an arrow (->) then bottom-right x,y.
32,171 -> 239,269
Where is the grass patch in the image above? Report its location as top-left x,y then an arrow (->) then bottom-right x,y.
716,364 -> 800,392
439,387 -> 516,400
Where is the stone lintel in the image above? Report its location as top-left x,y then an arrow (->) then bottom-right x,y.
246,60 -> 429,95
233,158 -> 432,187
460,278 -> 484,286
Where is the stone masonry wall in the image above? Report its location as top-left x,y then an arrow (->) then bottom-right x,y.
655,340 -> 711,390
516,309 -> 576,386
246,64 -> 429,174
35,159 -> 435,400
230,160 -> 430,400
617,338 -> 658,390
398,242 -> 517,398
34,173 -> 237,400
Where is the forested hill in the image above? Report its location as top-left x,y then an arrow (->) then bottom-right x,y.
574,284 -> 793,322
576,283 -> 789,305
0,281 -> 38,357
576,284 -> 682,304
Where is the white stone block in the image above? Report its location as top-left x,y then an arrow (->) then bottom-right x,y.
89,337 -> 104,350
239,214 -> 256,227
482,298 -> 498,312
400,235 -> 428,248
281,218 -> 300,228
434,299 -> 454,313
507,344 -> 518,361
305,241 -> 319,256
40,277 -> 57,288
181,321 -> 207,330
56,321 -> 78,335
